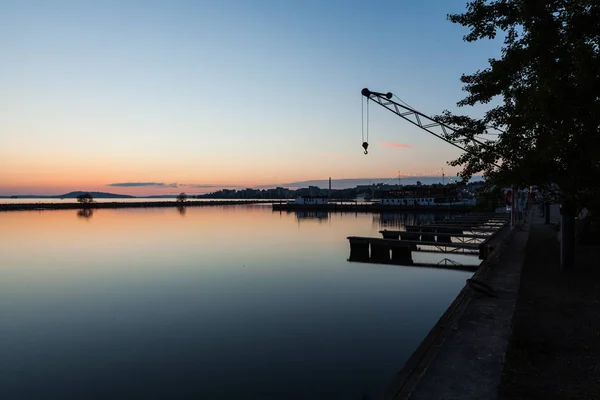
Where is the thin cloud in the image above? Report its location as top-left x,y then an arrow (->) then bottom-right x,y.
107,182 -> 240,190
107,182 -> 178,188
380,142 -> 414,149
182,184 -> 240,189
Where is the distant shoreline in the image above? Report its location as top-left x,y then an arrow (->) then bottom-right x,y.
0,200 -> 275,212
272,203 -> 476,213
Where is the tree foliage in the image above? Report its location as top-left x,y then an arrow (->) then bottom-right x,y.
176,192 -> 187,203
440,0 -> 600,211
76,193 -> 94,204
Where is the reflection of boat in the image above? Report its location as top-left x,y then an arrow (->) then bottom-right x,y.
295,211 -> 329,221
375,213 -> 436,228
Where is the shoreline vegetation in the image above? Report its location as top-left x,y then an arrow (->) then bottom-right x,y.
0,200 -> 276,212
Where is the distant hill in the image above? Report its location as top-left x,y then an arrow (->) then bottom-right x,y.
1,191 -> 138,199
53,191 -> 136,199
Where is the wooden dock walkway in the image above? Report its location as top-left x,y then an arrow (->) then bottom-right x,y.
347,212 -> 509,266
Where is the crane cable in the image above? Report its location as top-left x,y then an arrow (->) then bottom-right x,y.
393,94 -> 414,110
391,92 -> 501,166
363,93 -> 410,155
362,96 -> 369,154
395,93 -> 505,142
361,95 -> 364,142
395,93 -> 504,143
365,88 -> 505,169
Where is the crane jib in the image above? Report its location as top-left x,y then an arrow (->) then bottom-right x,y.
360,88 -> 502,169
361,88 -> 392,99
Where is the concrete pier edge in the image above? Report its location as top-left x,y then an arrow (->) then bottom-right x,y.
384,214 -> 529,400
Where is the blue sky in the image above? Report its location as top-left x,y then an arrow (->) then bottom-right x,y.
0,0 -> 502,195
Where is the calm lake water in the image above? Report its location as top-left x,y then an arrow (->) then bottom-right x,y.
0,205 -> 474,399
0,197 -> 271,204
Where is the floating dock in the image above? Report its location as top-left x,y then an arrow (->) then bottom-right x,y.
347,212 -> 509,265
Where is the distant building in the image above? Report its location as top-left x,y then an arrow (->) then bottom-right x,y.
381,197 -> 435,206
275,187 -> 290,198
308,186 -> 321,196
243,188 -> 261,198
380,195 -> 475,207
294,196 -> 329,205
356,183 -> 386,191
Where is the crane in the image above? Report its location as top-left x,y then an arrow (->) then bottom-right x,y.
360,88 -> 500,168
361,88 -> 513,226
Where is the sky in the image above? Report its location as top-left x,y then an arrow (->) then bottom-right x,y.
0,0 -> 502,196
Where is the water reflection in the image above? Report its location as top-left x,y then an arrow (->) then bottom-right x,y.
0,205 -> 471,400
294,211 -> 329,222
374,212 -> 437,228
76,208 -> 93,219
177,205 -> 186,216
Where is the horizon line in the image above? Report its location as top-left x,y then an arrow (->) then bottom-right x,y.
0,175 -> 483,197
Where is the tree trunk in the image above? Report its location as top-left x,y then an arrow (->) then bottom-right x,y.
560,202 -> 576,270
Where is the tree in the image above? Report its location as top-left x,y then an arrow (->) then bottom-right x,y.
439,1 -> 600,268
176,192 -> 187,203
77,193 -> 94,204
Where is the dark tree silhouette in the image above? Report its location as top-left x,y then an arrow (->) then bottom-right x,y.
438,1 -> 600,268
176,192 -> 187,203
77,193 -> 94,204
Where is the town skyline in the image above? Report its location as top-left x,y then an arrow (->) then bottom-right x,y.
0,174 -> 478,197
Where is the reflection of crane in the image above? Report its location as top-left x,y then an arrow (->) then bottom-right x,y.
360,88 -> 501,168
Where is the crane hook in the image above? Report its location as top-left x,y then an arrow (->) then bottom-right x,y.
362,142 -> 369,155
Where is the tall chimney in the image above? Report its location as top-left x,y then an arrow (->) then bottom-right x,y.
329,177 -> 332,192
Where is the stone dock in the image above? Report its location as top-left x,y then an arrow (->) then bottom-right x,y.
383,209 -> 530,399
